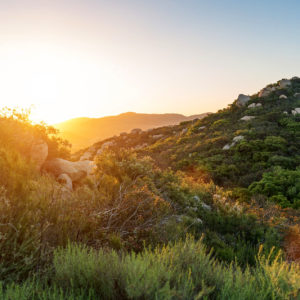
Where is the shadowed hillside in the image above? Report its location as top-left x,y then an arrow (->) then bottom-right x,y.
55,112 -> 209,151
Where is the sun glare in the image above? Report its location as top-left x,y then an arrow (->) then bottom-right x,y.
0,42 -> 138,124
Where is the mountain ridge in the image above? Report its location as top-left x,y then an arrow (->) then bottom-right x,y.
54,112 -> 210,151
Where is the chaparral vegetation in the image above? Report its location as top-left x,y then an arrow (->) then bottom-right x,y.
0,78 -> 299,299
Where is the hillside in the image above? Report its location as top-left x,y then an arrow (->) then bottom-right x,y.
54,112 -> 209,151
79,77 -> 300,210
0,79 -> 299,298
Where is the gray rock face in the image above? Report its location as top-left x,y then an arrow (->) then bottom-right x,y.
44,158 -> 96,182
57,173 -> 73,190
30,139 -> 48,170
236,94 -> 251,106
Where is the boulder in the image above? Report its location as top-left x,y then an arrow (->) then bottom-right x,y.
279,94 -> 288,99
43,158 -> 96,182
283,111 -> 288,115
248,103 -> 262,108
292,108 -> 300,115
223,135 -> 244,150
57,173 -> 73,190
30,139 -> 48,170
278,79 -> 291,89
222,144 -> 231,150
294,93 -> 300,100
258,86 -> 275,98
236,94 -> 251,106
232,135 -> 244,143
240,116 -> 255,121
201,202 -> 211,211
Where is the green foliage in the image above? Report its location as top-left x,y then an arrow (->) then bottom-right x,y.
0,237 -> 299,299
249,167 -> 300,208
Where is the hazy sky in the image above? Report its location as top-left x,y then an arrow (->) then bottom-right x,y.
0,0 -> 300,123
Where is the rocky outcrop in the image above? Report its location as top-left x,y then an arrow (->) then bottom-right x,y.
236,94 -> 251,106
258,86 -> 276,98
43,158 -> 96,182
258,79 -> 292,98
240,116 -> 255,121
278,79 -> 291,89
30,139 -> 48,170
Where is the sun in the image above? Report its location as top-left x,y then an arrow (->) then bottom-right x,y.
0,41 -> 136,125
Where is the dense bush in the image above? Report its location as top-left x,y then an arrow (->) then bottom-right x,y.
249,167 -> 300,209
0,237 -> 299,299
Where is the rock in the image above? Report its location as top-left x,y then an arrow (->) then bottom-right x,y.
292,108 -> 300,115
222,144 -> 231,150
199,126 -> 206,130
258,86 -> 275,98
194,218 -> 203,224
43,158 -> 96,182
232,135 -> 244,143
240,116 -> 255,121
248,103 -> 262,108
236,94 -> 251,106
223,135 -> 244,150
283,111 -> 288,115
30,139 -> 48,170
131,128 -> 142,134
152,134 -> 164,140
193,195 -> 200,202
279,94 -> 288,99
294,93 -> 300,100
278,79 -> 291,89
201,202 -> 211,211
57,173 -> 73,190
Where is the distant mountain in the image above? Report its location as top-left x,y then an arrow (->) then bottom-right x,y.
54,112 -> 209,151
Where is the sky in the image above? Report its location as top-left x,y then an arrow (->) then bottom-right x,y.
0,0 -> 300,124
